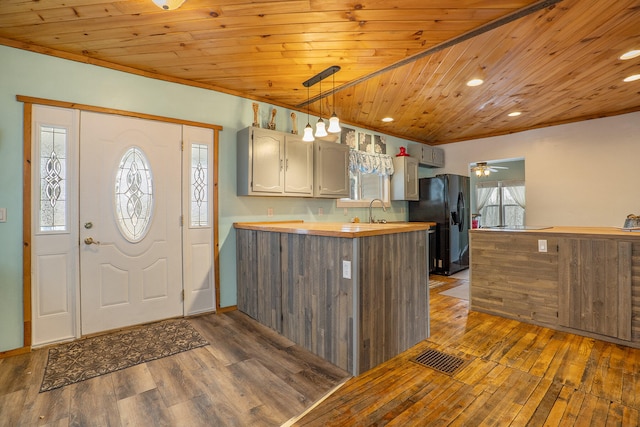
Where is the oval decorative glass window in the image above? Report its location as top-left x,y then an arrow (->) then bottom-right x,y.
114,146 -> 154,242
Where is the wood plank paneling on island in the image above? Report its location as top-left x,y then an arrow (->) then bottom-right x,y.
470,232 -> 560,326
257,231 -> 283,332
358,231 -> 429,372
281,234 -> 354,373
236,229 -> 258,319
632,242 -> 640,341
558,238 -> 632,341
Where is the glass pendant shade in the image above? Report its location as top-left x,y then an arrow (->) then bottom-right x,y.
303,124 -> 315,142
152,0 -> 186,10
328,113 -> 341,133
315,119 -> 328,138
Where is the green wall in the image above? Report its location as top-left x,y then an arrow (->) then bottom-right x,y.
0,45 -> 416,352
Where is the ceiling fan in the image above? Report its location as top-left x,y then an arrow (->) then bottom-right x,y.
471,162 -> 508,177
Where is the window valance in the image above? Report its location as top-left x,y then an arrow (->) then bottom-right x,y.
349,150 -> 394,176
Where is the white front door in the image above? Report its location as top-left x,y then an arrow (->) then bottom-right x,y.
79,112 -> 183,335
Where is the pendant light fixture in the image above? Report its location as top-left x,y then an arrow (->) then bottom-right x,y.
314,78 -> 328,138
327,72 -> 341,133
301,66 -> 341,140
302,84 -> 315,142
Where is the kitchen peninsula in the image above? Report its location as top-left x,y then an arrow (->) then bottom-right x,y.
234,221 -> 434,375
470,227 -> 640,348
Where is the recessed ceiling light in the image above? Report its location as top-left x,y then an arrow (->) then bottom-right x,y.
466,78 -> 484,87
508,111 -> 522,117
620,50 -> 640,60
381,117 -> 394,122
623,74 -> 640,82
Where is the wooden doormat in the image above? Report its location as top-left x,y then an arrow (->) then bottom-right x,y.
40,319 -> 208,392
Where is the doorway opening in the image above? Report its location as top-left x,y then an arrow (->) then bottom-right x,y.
469,159 -> 525,228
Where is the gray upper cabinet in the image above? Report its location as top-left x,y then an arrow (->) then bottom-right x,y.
408,144 -> 445,168
237,127 -> 313,197
391,156 -> 419,201
314,140 -> 350,198
283,135 -> 314,195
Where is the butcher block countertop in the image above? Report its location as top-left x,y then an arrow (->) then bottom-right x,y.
472,226 -> 640,237
233,220 -> 436,238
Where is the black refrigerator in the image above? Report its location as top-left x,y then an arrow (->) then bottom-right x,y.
409,174 -> 470,276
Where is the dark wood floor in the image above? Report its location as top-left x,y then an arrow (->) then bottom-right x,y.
0,310 -> 349,427
2,273 -> 640,426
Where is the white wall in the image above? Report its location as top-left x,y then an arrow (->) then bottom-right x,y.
427,113 -> 640,227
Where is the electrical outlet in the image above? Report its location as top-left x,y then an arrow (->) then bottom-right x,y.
538,239 -> 547,253
343,208 -> 348,216
267,208 -> 273,217
342,260 -> 351,279
318,207 -> 324,216
0,208 -> 6,222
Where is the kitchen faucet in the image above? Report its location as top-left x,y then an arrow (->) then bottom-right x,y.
369,198 -> 387,223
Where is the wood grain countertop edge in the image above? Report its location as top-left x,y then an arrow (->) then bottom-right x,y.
233,221 -> 436,238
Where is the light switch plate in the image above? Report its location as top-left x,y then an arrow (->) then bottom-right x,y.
0,208 -> 6,222
538,239 -> 547,252
342,260 -> 351,279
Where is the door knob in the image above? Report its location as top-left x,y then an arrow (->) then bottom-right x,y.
84,237 -> 100,245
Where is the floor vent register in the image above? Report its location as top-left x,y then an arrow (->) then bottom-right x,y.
411,348 -> 470,376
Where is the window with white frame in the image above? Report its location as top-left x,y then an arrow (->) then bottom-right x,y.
476,180 -> 525,227
337,128 -> 393,207
341,168 -> 390,206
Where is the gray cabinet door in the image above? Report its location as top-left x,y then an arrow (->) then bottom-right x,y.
314,140 -> 349,198
284,136 -> 313,195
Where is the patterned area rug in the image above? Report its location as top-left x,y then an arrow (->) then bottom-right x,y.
40,319 -> 208,392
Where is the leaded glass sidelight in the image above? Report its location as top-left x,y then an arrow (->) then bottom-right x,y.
39,126 -> 67,232
190,143 -> 209,227
115,147 -> 154,242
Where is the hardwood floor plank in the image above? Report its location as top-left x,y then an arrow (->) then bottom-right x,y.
543,384 -> 574,425
68,374 -> 121,427
227,358 -> 309,419
591,396 -> 613,426
110,363 -> 157,401
621,371 -> 640,409
17,386 -> 71,426
146,354 -> 207,408
621,405 -> 640,426
552,335 -> 594,388
509,377 -> 554,425
117,389 -> 174,427
0,389 -> 28,427
520,380 -> 564,425
384,379 -> 466,425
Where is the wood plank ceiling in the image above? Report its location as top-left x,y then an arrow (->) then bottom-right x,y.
1,0 -> 639,145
